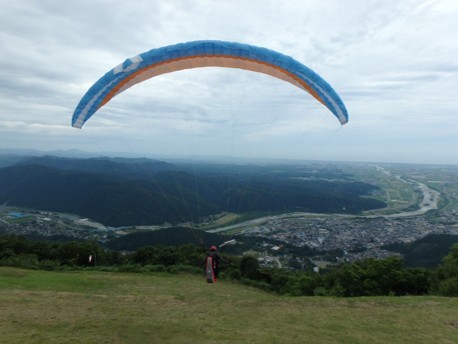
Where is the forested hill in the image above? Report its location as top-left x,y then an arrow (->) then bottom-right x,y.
0,156 -> 386,226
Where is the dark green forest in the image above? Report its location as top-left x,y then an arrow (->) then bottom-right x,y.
383,234 -> 458,268
0,156 -> 385,226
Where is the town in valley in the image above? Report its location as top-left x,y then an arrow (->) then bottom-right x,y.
1,161 -> 457,269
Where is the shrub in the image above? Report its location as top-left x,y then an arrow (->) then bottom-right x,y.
118,264 -> 142,273
437,277 -> 458,296
167,265 -> 179,274
95,266 -> 119,272
223,268 -> 241,281
173,264 -> 202,274
313,287 -> 328,296
240,278 -> 272,292
240,254 -> 260,279
281,275 -> 317,296
0,254 -> 39,269
151,265 -> 167,272
39,259 -> 61,271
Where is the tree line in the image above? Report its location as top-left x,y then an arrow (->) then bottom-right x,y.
1,234 -> 457,297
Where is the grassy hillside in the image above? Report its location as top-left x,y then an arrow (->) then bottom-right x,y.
1,267 -> 457,343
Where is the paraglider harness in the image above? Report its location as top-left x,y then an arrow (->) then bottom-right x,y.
205,250 -> 221,283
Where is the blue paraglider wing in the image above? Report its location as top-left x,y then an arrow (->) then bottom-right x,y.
72,40 -> 348,128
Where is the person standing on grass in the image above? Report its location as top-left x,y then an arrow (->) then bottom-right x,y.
205,245 -> 221,283
205,240 -> 236,283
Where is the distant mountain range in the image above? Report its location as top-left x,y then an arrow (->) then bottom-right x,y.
0,156 -> 386,226
14,156 -> 175,180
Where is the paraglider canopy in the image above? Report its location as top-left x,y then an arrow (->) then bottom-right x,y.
72,40 -> 348,129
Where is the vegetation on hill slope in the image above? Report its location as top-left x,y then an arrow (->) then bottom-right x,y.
1,234 -> 457,297
0,156 -> 386,226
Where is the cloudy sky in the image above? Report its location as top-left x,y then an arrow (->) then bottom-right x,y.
1,0 -> 457,164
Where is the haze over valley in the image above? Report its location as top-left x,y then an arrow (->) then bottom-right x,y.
1,152 -> 457,268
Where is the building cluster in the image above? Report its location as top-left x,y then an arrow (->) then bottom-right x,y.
2,206 -> 457,267
243,214 -> 458,262
0,210 -> 113,242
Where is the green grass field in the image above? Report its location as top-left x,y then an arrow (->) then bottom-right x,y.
1,267 -> 457,344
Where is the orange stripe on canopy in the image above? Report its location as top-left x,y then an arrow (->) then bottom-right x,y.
100,55 -> 326,108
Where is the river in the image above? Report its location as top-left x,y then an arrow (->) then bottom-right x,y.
208,168 -> 441,233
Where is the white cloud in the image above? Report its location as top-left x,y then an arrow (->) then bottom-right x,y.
0,0 -> 457,164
